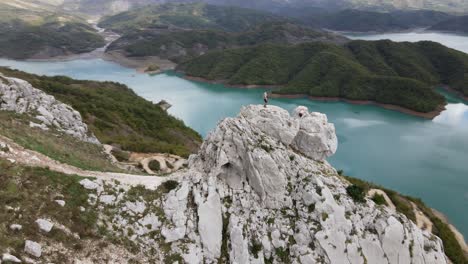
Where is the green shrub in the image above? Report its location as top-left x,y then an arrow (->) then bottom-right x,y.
148,160 -> 161,171
111,149 -> 130,162
346,185 -> 366,203
371,193 -> 387,206
162,180 -> 179,192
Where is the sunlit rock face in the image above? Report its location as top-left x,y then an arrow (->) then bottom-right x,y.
0,74 -> 99,144
160,105 -> 447,263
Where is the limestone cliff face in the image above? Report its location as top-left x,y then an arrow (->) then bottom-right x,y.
161,105 -> 447,263
0,74 -> 99,144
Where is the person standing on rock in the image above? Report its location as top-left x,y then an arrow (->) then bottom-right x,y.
263,91 -> 269,108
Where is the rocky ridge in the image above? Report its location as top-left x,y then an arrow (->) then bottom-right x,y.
75,105 -> 447,263
0,74 -> 99,144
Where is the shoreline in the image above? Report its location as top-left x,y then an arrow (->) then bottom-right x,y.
270,93 -> 447,119
180,74 -> 448,119
181,74 -> 281,89
440,86 -> 468,102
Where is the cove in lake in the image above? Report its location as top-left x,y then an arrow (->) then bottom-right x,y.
0,55 -> 467,239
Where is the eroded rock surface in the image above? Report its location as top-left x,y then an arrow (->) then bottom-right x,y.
159,105 -> 447,263
0,74 -> 99,143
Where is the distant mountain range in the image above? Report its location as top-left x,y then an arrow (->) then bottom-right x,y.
307,9 -> 455,32
14,0 -> 468,16
430,15 -> 468,34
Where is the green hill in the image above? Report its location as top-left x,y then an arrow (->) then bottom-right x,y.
107,22 -> 348,63
0,2 -> 105,59
0,67 -> 202,157
98,2 -> 287,34
178,40 -> 468,113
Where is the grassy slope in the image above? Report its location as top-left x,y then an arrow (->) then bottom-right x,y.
98,2 -> 286,34
0,67 -> 202,157
0,160 -> 177,262
0,111 -> 121,172
178,39 -> 468,113
0,2 -> 105,59
107,22 -> 346,62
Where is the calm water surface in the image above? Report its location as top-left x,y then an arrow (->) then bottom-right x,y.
0,54 -> 467,238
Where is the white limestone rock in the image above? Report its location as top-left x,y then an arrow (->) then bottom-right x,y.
171,105 -> 448,264
197,191 -> 222,260
99,195 -> 116,205
2,253 -> 21,263
55,200 -> 66,207
79,179 -> 99,190
9,224 -> 23,231
24,240 -> 42,258
35,219 -> 54,233
0,74 -> 99,144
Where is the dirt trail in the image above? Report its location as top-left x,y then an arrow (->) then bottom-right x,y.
0,135 -> 168,190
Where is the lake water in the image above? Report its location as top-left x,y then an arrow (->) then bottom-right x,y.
0,40 -> 467,239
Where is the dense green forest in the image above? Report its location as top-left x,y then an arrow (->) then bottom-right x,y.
107,22 -> 347,62
179,40 -> 468,113
0,67 -> 202,157
98,2 -> 286,34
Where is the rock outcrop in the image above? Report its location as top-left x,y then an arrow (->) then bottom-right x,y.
0,74 -> 99,144
160,105 -> 447,263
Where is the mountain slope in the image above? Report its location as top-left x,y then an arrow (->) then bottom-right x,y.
0,67 -> 202,157
107,22 -> 348,63
430,15 -> 468,34
98,2 -> 287,34
2,105 -> 465,263
315,9 -> 453,32
177,40 -> 468,114
0,1 -> 105,59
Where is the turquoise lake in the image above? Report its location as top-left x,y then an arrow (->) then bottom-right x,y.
1,50 -> 467,239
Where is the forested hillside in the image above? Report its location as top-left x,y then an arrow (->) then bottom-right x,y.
178,40 -> 468,113
98,3 -> 285,34
107,22 -> 348,62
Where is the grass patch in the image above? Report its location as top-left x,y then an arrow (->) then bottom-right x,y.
149,160 -> 161,171
371,193 -> 387,206
346,185 -> 366,203
0,160 -> 99,256
0,111 -> 121,172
